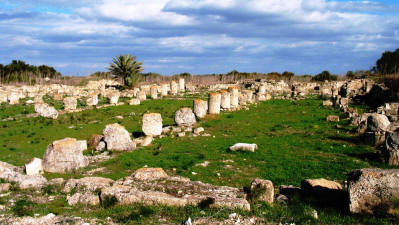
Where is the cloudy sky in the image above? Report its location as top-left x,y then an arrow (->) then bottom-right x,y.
0,0 -> 398,76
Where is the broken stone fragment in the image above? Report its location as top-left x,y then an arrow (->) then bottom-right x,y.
175,108 -> 196,127
103,123 -> 135,151
24,157 -> 43,176
229,143 -> 258,152
250,178 -> 274,203
43,138 -> 89,173
142,113 -> 163,136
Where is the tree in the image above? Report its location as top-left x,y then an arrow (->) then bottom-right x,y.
311,70 -> 338,82
376,48 -> 399,75
346,71 -> 355,79
108,54 -> 143,87
282,71 -> 294,81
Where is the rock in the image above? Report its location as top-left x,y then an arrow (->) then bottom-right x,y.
367,113 -> 390,132
43,138 -> 89,173
175,108 -> 196,127
384,132 -> 399,165
179,78 -> 185,92
193,99 -> 208,119
142,136 -> 153,147
25,99 -> 34,104
103,123 -> 135,151
86,93 -> 98,106
87,134 -> 103,149
0,161 -> 47,190
193,127 -> 204,135
250,178 -> 274,203
0,183 -> 11,193
108,91 -> 120,104
208,92 -> 221,114
348,168 -> 399,214
132,168 -> 168,181
301,178 -> 346,207
326,115 -> 339,122
63,97 -> 77,111
150,85 -> 158,99
24,158 -> 43,176
323,100 -> 333,107
220,90 -> 231,109
96,141 -> 106,151
229,143 -> 258,152
8,92 -> 20,105
142,113 -> 163,136
275,194 -> 289,203
101,170 -> 250,210
128,98 -> 140,105
34,103 -> 58,119
301,178 -> 342,192
178,132 -> 186,137
63,177 -> 114,193
48,178 -> 65,186
67,193 -> 100,206
228,86 -> 239,109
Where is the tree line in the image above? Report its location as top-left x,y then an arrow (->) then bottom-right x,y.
0,60 -> 61,84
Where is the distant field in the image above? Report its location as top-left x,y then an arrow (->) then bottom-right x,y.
0,96 -> 397,224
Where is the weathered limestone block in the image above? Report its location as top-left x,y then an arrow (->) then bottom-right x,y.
259,85 -> 267,95
8,92 -> 20,105
67,193 -> 100,206
43,138 -> 89,173
179,78 -> 185,92
0,161 -> 47,190
88,134 -> 103,149
161,83 -> 168,96
175,108 -> 196,127
25,158 -> 43,176
137,90 -> 147,101
132,168 -> 169,181
229,143 -> 258,152
150,86 -> 158,99
208,92 -> 221,114
108,91 -> 120,104
142,136 -> 153,147
256,93 -> 266,101
142,113 -> 163,136
250,178 -> 274,203
220,90 -> 231,109
384,132 -> 399,165
63,97 -> 77,111
86,93 -> 98,106
34,103 -> 58,119
327,115 -> 340,122
228,86 -> 239,108
63,177 -> 114,193
103,123 -> 135,151
242,90 -> 254,104
193,99 -> 208,119
128,98 -> 140,105
348,168 -> 399,214
265,93 -> 272,100
170,80 -> 178,95
367,113 -> 390,132
323,100 -> 333,107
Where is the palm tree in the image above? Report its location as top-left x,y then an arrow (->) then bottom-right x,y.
108,54 -> 143,87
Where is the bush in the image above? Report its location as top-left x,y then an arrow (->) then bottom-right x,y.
311,71 -> 338,82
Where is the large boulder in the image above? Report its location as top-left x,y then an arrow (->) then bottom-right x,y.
142,113 -> 163,136
103,124 -> 135,151
384,132 -> 399,165
0,161 -> 47,190
175,108 -> 196,127
43,138 -> 89,173
34,103 -> 58,119
348,168 -> 399,214
367,113 -> 390,132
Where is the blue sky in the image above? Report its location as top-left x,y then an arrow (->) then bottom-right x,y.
0,0 -> 398,76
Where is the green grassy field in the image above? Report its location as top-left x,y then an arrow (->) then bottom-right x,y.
0,97 -> 398,224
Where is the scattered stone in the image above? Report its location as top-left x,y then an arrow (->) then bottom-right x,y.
63,176 -> 114,193
250,178 -> 274,203
43,138 -> 89,173
67,193 -> 100,206
48,178 -> 65,186
175,108 -> 196,127
194,127 -> 204,135
131,168 -> 168,181
34,103 -> 58,119
323,100 -> 333,107
367,113 -> 390,132
229,143 -> 258,152
86,93 -> 98,106
142,136 -> 153,147
24,157 -> 43,176
326,115 -> 340,122
142,113 -> 163,136
196,161 -> 210,167
178,132 -> 186,137
348,168 -> 399,214
103,123 -> 135,151
128,98 -> 140,105
0,161 -> 47,190
108,91 -> 120,104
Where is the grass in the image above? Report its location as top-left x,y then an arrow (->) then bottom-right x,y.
1,96 -> 398,224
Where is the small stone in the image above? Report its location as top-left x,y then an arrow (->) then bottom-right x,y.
326,115 -> 340,122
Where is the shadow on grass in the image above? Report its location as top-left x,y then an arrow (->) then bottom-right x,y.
327,135 -> 361,144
